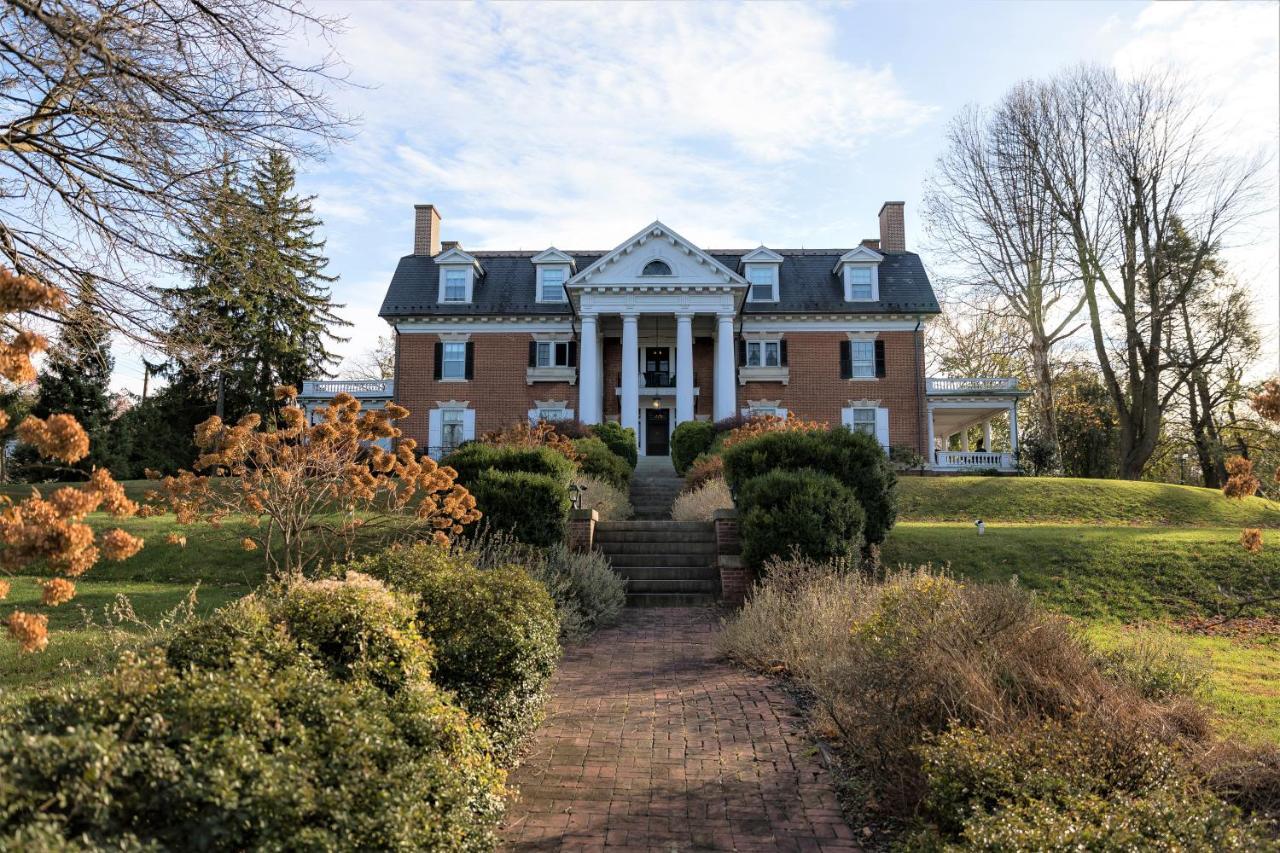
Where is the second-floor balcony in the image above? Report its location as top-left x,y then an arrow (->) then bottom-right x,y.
613,371 -> 700,396
926,377 -> 1020,395
299,378 -> 395,399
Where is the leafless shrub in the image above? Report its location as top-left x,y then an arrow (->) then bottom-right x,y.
671,478 -> 732,522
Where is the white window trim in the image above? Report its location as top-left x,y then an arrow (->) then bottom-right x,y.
742,400 -> 787,419
438,265 -> 475,304
744,264 -> 779,303
843,264 -> 879,302
527,332 -> 578,385
440,340 -> 468,381
849,337 -> 876,380
536,265 -> 570,304
428,400 -> 475,457
641,258 -> 675,277
527,400 -> 574,425
739,332 -> 789,385
842,402 -> 889,449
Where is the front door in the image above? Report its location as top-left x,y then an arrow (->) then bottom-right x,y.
645,408 -> 670,456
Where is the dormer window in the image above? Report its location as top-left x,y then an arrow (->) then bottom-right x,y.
444,269 -> 467,302
435,246 -> 480,304
531,248 -> 575,304
642,260 -> 672,276
538,267 -> 567,302
746,267 -> 777,302
847,267 -> 874,300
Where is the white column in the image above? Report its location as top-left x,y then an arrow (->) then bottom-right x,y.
675,312 -> 695,425
926,407 -> 936,466
982,419 -> 993,452
578,313 -> 600,424
1009,403 -> 1019,454
714,312 -> 736,421
961,428 -> 971,452
620,312 -> 639,440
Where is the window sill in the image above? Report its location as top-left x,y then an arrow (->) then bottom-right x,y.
526,366 -> 578,385
738,366 -> 790,385
844,376 -> 879,382
438,377 -> 470,383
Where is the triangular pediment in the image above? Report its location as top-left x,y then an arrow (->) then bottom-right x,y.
569,221 -> 746,288
834,245 -> 883,272
531,247 -> 574,265
434,246 -> 480,267
740,246 -> 784,265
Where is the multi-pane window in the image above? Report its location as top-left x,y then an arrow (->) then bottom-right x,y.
441,341 -> 467,379
537,407 -> 570,422
441,409 -> 465,453
747,267 -> 774,301
847,267 -> 873,300
443,269 -> 467,302
746,340 -> 781,368
539,268 -> 566,302
851,340 -> 875,378
535,341 -> 572,367
849,407 -> 876,435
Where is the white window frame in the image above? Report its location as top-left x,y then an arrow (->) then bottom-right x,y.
535,340 -> 572,368
438,266 -> 473,303
848,406 -> 876,435
850,339 -> 876,379
429,402 -> 475,457
843,265 -> 878,302
528,402 -> 574,424
745,339 -> 781,368
745,265 -> 778,302
537,266 -> 568,303
441,341 -> 467,380
641,259 -> 674,277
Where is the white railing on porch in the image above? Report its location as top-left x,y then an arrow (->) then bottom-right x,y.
927,377 -> 1019,393
934,450 -> 1014,469
300,379 -> 394,397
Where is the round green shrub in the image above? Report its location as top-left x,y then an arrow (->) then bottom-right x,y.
468,468 -> 570,547
589,421 -> 638,469
0,651 -> 506,851
443,443 -> 576,488
723,427 -> 897,544
671,420 -> 716,475
351,543 -> 561,764
737,469 -> 865,568
572,436 -> 631,491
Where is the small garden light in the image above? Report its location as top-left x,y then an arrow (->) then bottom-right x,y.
975,519 -> 985,535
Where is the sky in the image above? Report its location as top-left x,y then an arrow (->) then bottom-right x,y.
111,0 -> 1280,394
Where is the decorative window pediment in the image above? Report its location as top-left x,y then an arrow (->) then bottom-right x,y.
834,245 -> 882,303
436,247 -> 481,304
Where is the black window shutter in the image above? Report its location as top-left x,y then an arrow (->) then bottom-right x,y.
875,340 -> 886,378
433,342 -> 443,380
839,340 -> 852,379
567,340 -> 578,366
737,339 -> 746,366
779,339 -> 788,366
464,341 -> 475,380
528,341 -> 537,367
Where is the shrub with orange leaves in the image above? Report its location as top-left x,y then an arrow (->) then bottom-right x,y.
1222,456 -> 1260,500
481,420 -> 581,463
0,579 -> 9,600
1240,528 -> 1263,554
158,389 -> 481,576
720,412 -> 828,450
1252,378 -> 1280,423
1,267 -> 143,653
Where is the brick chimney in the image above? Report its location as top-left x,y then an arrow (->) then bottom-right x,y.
440,240 -> 461,252
860,238 -> 881,251
878,202 -> 905,253
414,204 -> 441,256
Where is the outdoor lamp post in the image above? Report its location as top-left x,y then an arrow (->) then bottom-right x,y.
568,482 -> 583,510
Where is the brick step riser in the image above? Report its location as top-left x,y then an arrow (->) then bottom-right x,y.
595,532 -> 716,543
596,544 -> 717,556
594,522 -> 714,532
626,592 -> 716,607
613,569 -> 719,582
624,580 -> 719,594
606,553 -> 713,568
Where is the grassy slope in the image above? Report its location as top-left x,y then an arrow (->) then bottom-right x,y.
897,476 -> 1280,527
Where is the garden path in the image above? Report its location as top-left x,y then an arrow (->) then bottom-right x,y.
501,608 -> 861,852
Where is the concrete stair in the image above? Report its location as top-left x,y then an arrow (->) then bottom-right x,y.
594,520 -> 718,607
630,456 -> 685,520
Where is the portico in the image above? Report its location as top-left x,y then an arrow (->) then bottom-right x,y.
568,222 -> 747,451
926,377 -> 1029,471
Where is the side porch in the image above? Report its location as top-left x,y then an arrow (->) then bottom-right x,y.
925,377 -> 1029,473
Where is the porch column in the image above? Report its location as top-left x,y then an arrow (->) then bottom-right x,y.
578,313 -> 600,424
714,312 -> 736,421
961,429 -> 971,452
620,312 -> 639,440
1009,403 -> 1019,454
982,419 -> 992,452
926,407 -> 936,465
675,311 -> 695,425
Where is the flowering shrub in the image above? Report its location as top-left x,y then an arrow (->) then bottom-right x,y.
719,412 -> 826,451
0,268 -> 143,653
480,419 -> 580,462
157,390 -> 480,576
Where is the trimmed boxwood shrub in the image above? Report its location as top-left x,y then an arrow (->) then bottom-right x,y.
737,469 -> 865,568
572,436 -> 631,490
723,427 -> 897,544
589,421 -> 638,469
468,469 -> 570,546
671,419 -> 716,475
443,443 -> 575,488
351,543 -> 561,763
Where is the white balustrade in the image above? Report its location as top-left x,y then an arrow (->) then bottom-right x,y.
934,451 -> 1014,469
926,377 -> 1018,393
300,379 -> 394,397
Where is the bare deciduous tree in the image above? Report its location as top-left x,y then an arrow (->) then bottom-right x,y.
344,334 -> 394,380
0,0 -> 348,339
925,92 -> 1084,456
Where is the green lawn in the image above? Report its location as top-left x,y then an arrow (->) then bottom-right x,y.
897,476 -> 1280,527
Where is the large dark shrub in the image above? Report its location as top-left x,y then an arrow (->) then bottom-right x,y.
722,427 -> 897,544
468,469 -> 570,546
351,543 -> 561,763
671,420 -> 716,474
572,436 -> 631,490
737,469 -> 865,568
443,443 -> 575,488
589,421 -> 638,468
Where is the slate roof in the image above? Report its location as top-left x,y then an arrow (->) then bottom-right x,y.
378,249 -> 940,318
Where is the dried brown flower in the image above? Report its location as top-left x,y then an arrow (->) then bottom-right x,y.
16,414 -> 90,463
7,611 -> 49,654
100,528 -> 144,561
1222,456 -> 1261,500
1241,528 -> 1264,554
38,577 -> 76,606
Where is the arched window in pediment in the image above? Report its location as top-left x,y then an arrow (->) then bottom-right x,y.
642,259 -> 672,276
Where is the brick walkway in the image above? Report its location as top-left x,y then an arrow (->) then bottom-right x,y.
501,608 -> 860,852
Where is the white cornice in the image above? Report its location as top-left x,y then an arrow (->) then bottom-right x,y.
394,317 -> 573,334
832,245 -> 883,272
568,221 -> 747,287
740,246 -> 784,265
531,247 -> 575,265
434,247 -> 482,269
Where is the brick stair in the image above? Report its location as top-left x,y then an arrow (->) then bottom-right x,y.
593,520 -> 719,607
629,456 -> 685,520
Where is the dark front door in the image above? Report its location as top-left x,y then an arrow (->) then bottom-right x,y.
645,408 -> 670,456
